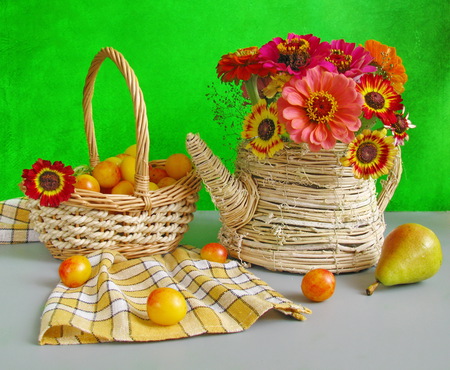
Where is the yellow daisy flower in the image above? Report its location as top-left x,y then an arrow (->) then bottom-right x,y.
262,73 -> 292,99
242,100 -> 285,159
340,129 -> 398,180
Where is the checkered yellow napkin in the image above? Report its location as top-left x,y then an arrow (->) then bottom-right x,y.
39,246 -> 311,345
0,198 -> 39,244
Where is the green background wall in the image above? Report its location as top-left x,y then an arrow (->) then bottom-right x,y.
1,0 -> 449,211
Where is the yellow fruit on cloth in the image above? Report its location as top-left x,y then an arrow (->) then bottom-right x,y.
58,255 -> 92,288
146,287 -> 187,326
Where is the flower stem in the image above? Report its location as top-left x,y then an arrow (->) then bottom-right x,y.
357,116 -> 377,135
244,75 -> 260,105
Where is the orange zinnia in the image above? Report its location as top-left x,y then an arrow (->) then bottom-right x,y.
364,40 -> 407,94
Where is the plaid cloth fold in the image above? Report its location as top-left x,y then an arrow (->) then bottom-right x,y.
39,246 -> 311,345
0,197 -> 40,244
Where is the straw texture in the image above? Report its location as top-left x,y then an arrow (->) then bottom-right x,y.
187,134 -> 402,274
27,48 -> 201,260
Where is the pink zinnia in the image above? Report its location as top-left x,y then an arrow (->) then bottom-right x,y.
327,39 -> 377,80
277,66 -> 364,151
259,33 -> 334,77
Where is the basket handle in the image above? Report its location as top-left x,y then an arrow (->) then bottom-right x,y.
82,47 -> 150,199
377,148 -> 402,213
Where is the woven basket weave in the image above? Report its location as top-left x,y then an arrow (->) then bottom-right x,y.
187,133 -> 402,274
27,47 -> 201,260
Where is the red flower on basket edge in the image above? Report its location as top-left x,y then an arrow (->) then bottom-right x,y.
22,159 -> 76,207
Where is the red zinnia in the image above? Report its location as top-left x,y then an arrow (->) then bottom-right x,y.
216,46 -> 275,84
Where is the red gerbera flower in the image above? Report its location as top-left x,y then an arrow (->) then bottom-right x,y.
22,159 -> 75,207
357,74 -> 403,125
216,46 -> 275,84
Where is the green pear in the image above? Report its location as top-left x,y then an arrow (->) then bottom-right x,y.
366,223 -> 442,295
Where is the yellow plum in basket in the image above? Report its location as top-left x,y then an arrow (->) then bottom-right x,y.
74,174 -> 100,192
92,160 -> 121,188
165,153 -> 193,180
149,166 -> 168,184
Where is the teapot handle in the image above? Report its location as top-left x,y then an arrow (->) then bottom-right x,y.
377,148 -> 403,213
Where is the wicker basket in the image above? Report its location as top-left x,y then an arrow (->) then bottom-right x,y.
186,133 -> 402,274
27,47 -> 201,260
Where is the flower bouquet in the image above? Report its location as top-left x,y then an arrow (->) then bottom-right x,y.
217,34 -> 413,175
187,33 -> 411,273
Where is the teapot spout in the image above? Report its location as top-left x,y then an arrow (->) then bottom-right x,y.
186,133 -> 259,230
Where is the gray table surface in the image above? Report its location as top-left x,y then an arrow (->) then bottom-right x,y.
0,211 -> 449,370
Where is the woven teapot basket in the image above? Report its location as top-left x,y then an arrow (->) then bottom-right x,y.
187,134 -> 402,274
27,47 -> 201,260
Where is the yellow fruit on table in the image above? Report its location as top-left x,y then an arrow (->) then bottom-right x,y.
165,153 -> 192,180
120,155 -> 136,185
158,177 -> 177,188
124,144 -> 137,157
366,223 -> 442,295
111,180 -> 134,195
301,269 -> 335,302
